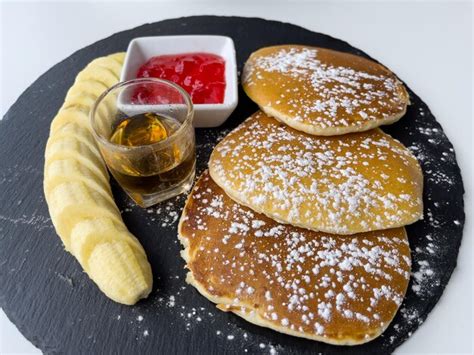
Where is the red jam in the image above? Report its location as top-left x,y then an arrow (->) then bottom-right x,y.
134,53 -> 226,104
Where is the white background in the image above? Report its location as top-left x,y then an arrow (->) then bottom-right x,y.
0,0 -> 472,354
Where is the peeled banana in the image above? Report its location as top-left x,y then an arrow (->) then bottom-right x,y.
43,53 -> 153,305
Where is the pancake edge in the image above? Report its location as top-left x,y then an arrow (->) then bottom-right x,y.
260,103 -> 408,136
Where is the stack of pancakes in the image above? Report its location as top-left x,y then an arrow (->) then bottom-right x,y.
178,45 -> 423,345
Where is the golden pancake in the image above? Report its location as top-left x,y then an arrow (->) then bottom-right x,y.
178,171 -> 411,345
242,45 -> 409,136
209,111 -> 423,235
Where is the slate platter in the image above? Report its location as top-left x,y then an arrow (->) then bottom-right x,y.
0,16 -> 465,354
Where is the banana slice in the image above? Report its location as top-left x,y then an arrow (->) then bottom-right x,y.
50,109 -> 90,134
88,240 -> 152,305
108,52 -> 126,65
44,159 -> 113,204
46,180 -> 122,247
70,218 -> 145,266
65,80 -> 108,102
61,93 -> 98,113
43,53 -> 153,305
47,122 -> 102,155
76,65 -> 120,88
45,136 -> 107,178
87,57 -> 123,77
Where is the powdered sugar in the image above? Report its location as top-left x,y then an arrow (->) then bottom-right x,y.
243,46 -> 407,129
152,286 -> 285,353
210,112 -> 422,234
181,172 -> 412,340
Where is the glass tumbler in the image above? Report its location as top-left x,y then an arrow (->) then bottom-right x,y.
90,78 -> 195,208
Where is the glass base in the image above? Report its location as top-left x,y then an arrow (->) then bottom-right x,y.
125,168 -> 196,208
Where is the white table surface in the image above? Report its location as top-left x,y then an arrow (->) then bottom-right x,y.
0,1 -> 472,354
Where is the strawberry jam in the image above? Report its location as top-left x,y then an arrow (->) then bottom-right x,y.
134,53 -> 226,104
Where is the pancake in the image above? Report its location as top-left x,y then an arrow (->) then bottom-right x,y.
242,45 -> 409,136
209,111 -> 423,235
178,171 -> 411,345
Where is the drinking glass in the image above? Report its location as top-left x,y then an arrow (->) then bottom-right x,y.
90,78 -> 195,208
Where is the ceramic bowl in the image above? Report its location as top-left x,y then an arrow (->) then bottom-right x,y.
121,35 -> 238,127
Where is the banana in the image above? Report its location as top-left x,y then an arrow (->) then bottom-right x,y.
76,64 -> 120,88
62,92 -> 99,112
70,218 -> 145,266
46,122 -> 103,158
44,53 -> 153,305
65,80 -> 109,102
45,135 -> 108,178
47,180 -> 123,246
44,159 -> 114,205
50,109 -> 90,134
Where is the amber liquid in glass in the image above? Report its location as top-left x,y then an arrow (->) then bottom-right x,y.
108,112 -> 195,194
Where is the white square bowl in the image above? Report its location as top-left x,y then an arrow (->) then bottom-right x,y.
121,35 -> 238,127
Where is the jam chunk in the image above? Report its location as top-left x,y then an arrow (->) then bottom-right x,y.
135,53 -> 226,104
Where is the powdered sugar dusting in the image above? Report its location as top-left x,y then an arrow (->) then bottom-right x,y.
210,112 -> 422,234
181,172 -> 412,340
243,46 -> 408,129
376,102 -> 464,348
149,286 -> 285,353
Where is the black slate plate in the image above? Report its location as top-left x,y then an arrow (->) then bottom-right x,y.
0,16 -> 465,354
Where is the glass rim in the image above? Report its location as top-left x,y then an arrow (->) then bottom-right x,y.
90,77 -> 194,151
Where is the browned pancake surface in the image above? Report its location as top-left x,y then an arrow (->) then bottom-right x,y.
209,111 -> 423,235
242,45 -> 409,135
179,172 -> 411,345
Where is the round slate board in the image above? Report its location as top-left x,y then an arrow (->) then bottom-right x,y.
0,16 -> 465,354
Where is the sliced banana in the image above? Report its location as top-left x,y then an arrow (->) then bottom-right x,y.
47,122 -> 102,155
88,240 -> 152,305
65,80 -> 108,102
76,65 -> 120,88
87,57 -> 123,77
45,136 -> 107,178
43,53 -> 153,305
46,180 -> 122,246
44,159 -> 113,204
50,109 -> 90,134
108,52 -> 126,65
70,218 -> 146,269
61,93 -> 98,113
